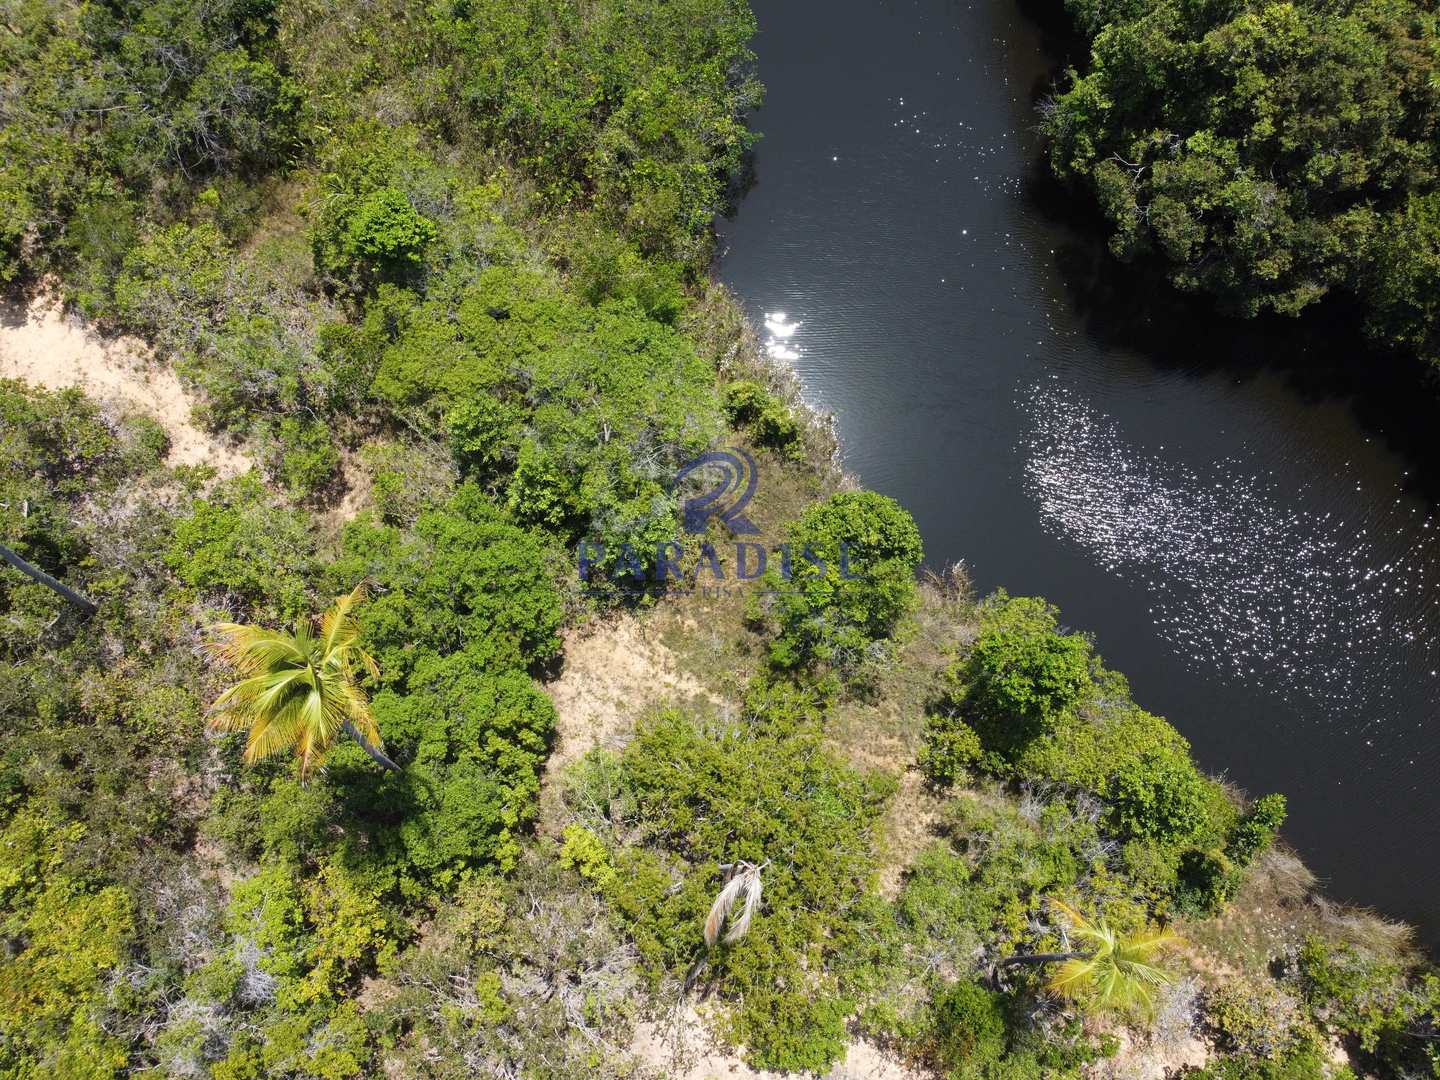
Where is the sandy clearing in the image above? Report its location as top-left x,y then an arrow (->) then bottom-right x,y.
543,613 -> 720,776
0,291 -> 252,478
632,1002 -> 927,1080
541,613 -> 720,829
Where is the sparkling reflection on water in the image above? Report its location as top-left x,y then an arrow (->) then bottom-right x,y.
719,0 -> 1440,938
1022,380 -> 1440,733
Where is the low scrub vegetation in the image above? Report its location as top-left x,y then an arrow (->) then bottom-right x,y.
1,0 -> 1436,1076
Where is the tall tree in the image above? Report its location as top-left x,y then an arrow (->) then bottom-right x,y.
206,584 -> 397,777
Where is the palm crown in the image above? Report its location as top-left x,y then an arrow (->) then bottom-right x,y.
206,584 -> 394,778
1044,898 -> 1179,1011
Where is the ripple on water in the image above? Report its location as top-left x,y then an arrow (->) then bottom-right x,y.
1020,379 -> 1440,742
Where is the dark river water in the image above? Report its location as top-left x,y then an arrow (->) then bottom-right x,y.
717,0 -> 1440,939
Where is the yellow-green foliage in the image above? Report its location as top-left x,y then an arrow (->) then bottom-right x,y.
0,813 -> 133,1077
558,825 -> 618,891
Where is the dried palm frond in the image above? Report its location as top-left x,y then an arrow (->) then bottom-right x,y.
702,861 -> 767,949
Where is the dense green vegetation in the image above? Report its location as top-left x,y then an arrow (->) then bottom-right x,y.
1044,0 -> 1440,370
3,0 -> 1439,1076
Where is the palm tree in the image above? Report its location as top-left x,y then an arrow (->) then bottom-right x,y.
685,860 -> 769,993
995,898 -> 1179,1012
0,542 -> 97,615
206,584 -> 397,778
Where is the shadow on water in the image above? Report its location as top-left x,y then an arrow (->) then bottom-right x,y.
1022,157 -> 1440,505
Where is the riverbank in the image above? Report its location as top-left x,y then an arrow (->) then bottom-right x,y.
718,0 -> 1440,946
2,0 -> 1437,1075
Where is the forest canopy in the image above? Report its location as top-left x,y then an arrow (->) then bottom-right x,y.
1044,0 -> 1440,368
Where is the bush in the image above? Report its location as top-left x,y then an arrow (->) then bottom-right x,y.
119,414 -> 172,473
1295,937 -> 1439,1075
923,980 -> 1008,1075
923,592 -> 1241,906
567,708 -> 894,1073
919,715 -> 983,786
365,657 -> 557,885
372,265 -> 722,572
268,417 -> 340,500
1204,976 -> 1310,1059
963,593 -> 1093,753
315,186 -> 436,282
328,483 -> 564,681
1106,753 -> 1212,845
724,380 -> 801,452
166,473 -> 316,619
1226,793 -> 1287,866
357,438 -> 456,525
759,491 -> 923,678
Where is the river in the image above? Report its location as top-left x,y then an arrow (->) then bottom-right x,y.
717,0 -> 1440,939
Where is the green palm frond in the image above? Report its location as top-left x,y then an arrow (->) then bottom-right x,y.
1042,897 -> 1180,1013
206,585 -> 392,779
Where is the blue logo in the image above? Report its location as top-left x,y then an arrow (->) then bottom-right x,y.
576,447 -> 859,594
674,447 -> 759,535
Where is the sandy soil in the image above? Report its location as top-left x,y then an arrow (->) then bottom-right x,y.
631,1002 -> 927,1080
0,291 -> 251,477
544,616 -> 717,770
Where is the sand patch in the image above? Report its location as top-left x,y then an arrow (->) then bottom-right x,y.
542,614 -> 719,825
0,291 -> 251,478
632,1003 -> 926,1080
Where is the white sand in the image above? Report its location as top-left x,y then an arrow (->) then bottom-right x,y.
0,291 -> 251,477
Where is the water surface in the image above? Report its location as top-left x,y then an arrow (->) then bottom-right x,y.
718,0 -> 1440,937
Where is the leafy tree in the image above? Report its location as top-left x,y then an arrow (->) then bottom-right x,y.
1045,0 -> 1440,369
963,593 -> 1092,751
314,186 -> 437,282
759,491 -> 924,677
207,584 -> 397,778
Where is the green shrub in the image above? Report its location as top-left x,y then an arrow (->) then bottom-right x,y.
563,222 -> 688,322
1204,976 -> 1310,1059
1106,753 -> 1212,845
962,593 -> 1093,753
166,473 -> 316,619
758,491 -> 923,678
268,417 -> 340,500
0,813 -> 133,1076
118,414 -> 171,473
922,980 -> 1008,1077
315,186 -> 437,281
1295,937 -> 1439,1076
1226,793 -> 1287,866
568,708 -> 894,1073
63,196 -> 138,318
357,439 -> 456,525
328,483 -> 564,681
724,380 -> 801,452
372,265 -> 722,571
920,715 -> 983,786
